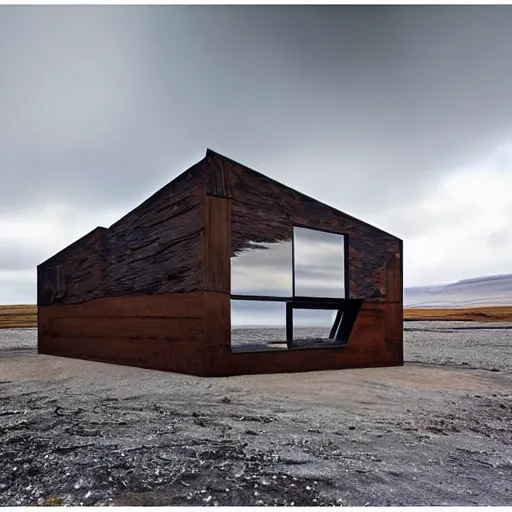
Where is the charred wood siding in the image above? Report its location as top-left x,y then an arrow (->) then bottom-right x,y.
37,227 -> 107,306
106,163 -> 206,297
209,152 -> 400,300
38,162 -> 207,306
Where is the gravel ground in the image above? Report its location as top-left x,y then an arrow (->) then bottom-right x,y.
0,325 -> 511,506
405,321 -> 512,373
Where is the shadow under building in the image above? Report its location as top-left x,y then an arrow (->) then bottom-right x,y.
37,150 -> 403,376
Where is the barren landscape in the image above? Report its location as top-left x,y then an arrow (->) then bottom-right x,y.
404,306 -> 512,322
3,304 -> 512,329
1,323 -> 511,507
0,305 -> 37,329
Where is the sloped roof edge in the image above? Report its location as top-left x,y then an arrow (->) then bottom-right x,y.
205,148 -> 401,242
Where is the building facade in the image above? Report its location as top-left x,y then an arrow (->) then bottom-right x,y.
37,150 -> 403,376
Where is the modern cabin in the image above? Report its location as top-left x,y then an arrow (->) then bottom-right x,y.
37,149 -> 403,376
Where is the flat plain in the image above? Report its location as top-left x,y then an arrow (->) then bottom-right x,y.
0,305 -> 37,329
0,322 -> 511,506
3,304 -> 512,329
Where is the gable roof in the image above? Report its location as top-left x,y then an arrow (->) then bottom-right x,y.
205,149 -> 401,241
40,148 -> 401,269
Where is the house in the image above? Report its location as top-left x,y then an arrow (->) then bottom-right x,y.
37,149 -> 403,376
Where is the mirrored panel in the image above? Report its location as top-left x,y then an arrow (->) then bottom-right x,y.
230,300 -> 287,352
291,308 -> 343,348
293,227 -> 345,298
231,240 -> 293,297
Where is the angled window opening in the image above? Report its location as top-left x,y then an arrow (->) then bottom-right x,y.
286,299 -> 363,350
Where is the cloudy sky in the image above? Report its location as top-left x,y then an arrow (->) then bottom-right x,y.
2,5 -> 512,305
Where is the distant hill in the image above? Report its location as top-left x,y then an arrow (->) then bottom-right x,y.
405,273 -> 512,308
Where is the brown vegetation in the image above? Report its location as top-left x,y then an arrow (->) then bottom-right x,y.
2,304 -> 512,329
0,305 -> 37,329
404,305 -> 512,322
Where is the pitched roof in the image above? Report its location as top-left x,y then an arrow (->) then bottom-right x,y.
205,149 -> 401,241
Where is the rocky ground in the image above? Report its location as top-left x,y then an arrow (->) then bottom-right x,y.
1,324 -> 511,506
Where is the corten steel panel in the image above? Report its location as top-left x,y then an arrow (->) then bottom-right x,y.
202,302 -> 398,377
38,293 -> 206,375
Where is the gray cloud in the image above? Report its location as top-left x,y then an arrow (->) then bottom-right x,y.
3,6 -> 512,215
2,5 -> 512,303
0,245 -> 43,271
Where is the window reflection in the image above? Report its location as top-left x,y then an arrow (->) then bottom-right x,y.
231,240 -> 293,297
293,227 -> 345,298
291,309 -> 343,348
231,300 -> 287,352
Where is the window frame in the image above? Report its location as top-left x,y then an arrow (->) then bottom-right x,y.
230,224 -> 353,352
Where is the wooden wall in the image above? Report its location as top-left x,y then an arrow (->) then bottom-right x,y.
37,160 -> 210,373
205,150 -> 401,300
38,160 -> 207,306
202,301 -> 397,377
37,227 -> 107,306
38,293 -> 205,375
202,150 -> 403,375
105,163 -> 206,297
37,149 -> 402,376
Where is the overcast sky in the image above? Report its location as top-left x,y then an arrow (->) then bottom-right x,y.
2,5 -> 512,304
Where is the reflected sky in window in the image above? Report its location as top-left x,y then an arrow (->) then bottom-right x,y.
231,240 -> 292,297
293,226 -> 345,298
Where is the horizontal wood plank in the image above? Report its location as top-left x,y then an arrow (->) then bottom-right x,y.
204,196 -> 231,292
386,252 -> 402,303
385,302 -> 403,342
48,316 -> 203,342
38,292 -> 204,319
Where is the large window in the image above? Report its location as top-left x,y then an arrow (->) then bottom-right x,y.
293,226 -> 345,298
231,240 -> 292,297
230,225 -> 359,353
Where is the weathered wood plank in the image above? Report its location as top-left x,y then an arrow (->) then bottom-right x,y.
38,293 -> 204,319
203,292 -> 230,349
37,227 -> 107,306
204,149 -> 230,198
386,251 -> 402,303
38,159 -> 208,306
203,196 -> 231,292
106,200 -> 204,297
385,303 -> 403,342
220,152 -> 401,300
49,316 -> 203,341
